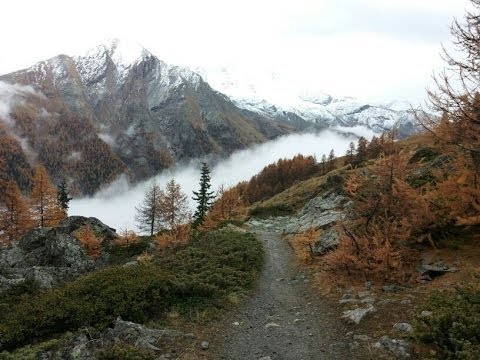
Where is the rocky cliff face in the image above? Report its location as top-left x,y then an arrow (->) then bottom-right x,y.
0,40 -> 294,194
0,216 -> 116,292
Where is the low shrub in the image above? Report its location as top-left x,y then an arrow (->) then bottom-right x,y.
249,204 -> 294,218
406,170 -> 437,188
0,231 -> 263,351
409,147 -> 441,164
217,219 -> 245,229
323,174 -> 345,193
95,344 -> 156,360
415,277 -> 480,359
108,237 -> 150,264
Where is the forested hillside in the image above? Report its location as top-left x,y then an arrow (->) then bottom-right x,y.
0,40 -> 294,195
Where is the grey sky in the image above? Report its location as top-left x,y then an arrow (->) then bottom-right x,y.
0,0 -> 471,101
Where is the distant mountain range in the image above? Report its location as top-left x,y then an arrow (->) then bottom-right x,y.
195,66 -> 418,137
0,39 -> 418,195
0,40 -> 294,195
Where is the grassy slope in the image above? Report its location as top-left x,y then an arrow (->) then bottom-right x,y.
0,231 -> 263,354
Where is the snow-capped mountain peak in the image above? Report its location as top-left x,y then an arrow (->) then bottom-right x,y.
195,65 -> 418,136
75,38 -> 151,84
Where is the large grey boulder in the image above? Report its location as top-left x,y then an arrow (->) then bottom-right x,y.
27,318 -> 186,359
374,336 -> 412,359
0,243 -> 24,268
0,216 -> 116,292
19,228 -> 95,269
59,216 -> 118,243
101,318 -> 183,351
313,227 -> 340,255
301,192 -> 350,214
342,305 -> 376,324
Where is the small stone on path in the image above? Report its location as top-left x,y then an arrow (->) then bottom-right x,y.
265,322 -> 281,329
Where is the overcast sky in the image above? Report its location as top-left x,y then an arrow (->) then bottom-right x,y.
0,0 -> 471,101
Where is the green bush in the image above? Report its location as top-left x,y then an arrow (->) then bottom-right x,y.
415,279 -> 480,359
249,204 -> 294,218
217,219 -> 245,229
0,278 -> 40,300
95,344 -> 156,360
321,174 -> 345,194
406,170 -> 437,188
409,147 -> 441,164
108,237 -> 150,264
0,231 -> 263,351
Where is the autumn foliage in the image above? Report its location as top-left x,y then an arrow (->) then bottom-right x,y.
72,225 -> 102,259
155,223 -> 191,250
0,181 -> 34,246
237,154 -> 318,205
201,185 -> 245,230
31,165 -> 66,228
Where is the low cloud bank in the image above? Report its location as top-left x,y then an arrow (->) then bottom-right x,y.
70,129 -> 368,232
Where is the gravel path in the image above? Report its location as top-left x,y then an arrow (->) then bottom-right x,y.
216,232 -> 367,360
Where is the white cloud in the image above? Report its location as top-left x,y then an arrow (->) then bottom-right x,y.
69,129 -> 366,232
0,81 -> 37,126
0,0 -> 471,102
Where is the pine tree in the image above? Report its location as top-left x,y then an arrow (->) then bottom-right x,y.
158,179 -> 190,229
345,142 -> 356,165
135,180 -> 162,236
327,149 -> 336,171
0,181 -> 34,244
356,137 -> 369,164
320,154 -> 327,174
192,162 -> 215,228
31,166 -> 65,228
57,178 -> 72,213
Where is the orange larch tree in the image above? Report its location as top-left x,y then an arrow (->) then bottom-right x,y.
201,185 -> 244,230
158,179 -> 191,230
0,180 -> 34,245
31,165 -> 65,228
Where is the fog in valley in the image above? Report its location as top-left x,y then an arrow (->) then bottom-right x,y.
70,128 -> 373,232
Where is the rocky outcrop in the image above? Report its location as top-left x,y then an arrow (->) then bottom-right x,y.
0,216 -> 116,292
26,317 -> 189,360
342,305 -> 377,324
313,227 -> 340,255
373,336 -> 412,359
417,259 -> 458,281
102,318 -> 184,351
59,216 -> 117,242
246,192 -> 349,255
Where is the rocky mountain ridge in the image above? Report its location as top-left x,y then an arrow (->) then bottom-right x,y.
196,66 -> 419,137
0,39 -> 294,194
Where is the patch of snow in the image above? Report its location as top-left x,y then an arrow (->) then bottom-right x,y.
75,38 -> 150,86
98,133 -> 116,147
67,151 -> 82,162
124,124 -> 136,137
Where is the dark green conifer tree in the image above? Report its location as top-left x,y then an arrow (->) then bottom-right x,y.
57,178 -> 72,212
192,162 -> 215,228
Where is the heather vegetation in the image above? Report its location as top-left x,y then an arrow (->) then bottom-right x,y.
0,231 -> 263,351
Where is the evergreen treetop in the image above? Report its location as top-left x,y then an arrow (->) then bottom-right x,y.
192,162 -> 215,228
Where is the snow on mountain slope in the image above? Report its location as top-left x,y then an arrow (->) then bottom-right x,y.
195,66 -> 418,135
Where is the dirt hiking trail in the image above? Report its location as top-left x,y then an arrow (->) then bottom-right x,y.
214,232 -> 369,360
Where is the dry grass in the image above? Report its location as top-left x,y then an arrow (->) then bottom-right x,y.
114,229 -> 139,246
289,229 -> 480,358
72,225 -> 101,259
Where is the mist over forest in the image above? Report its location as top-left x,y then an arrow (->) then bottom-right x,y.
70,129 -> 367,231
